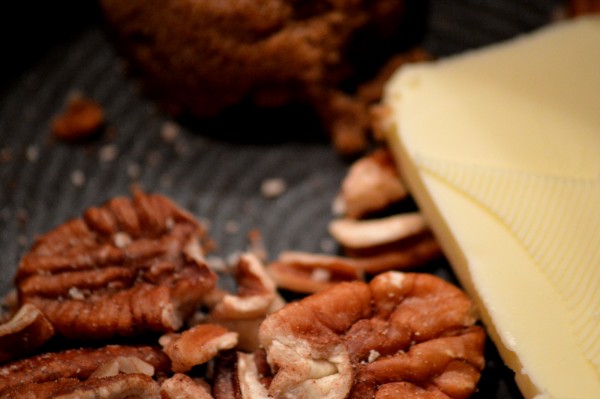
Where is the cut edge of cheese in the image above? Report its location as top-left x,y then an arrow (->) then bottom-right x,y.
383,16 -> 600,399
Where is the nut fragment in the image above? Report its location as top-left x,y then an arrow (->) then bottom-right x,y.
161,373 -> 214,399
0,303 -> 54,363
16,190 -> 217,340
159,324 -> 238,373
0,374 -> 161,399
90,356 -> 155,378
0,345 -> 170,395
209,253 -> 284,351
259,272 -> 485,399
267,251 -> 363,294
329,213 -> 428,252
211,253 -> 277,320
51,92 -> 105,142
212,350 -> 272,399
337,148 -> 407,218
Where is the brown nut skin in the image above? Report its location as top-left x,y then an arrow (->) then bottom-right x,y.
259,272 -> 485,399
161,373 -> 214,399
0,303 -> 55,363
159,324 -> 238,373
0,374 -> 161,399
15,190 -> 216,340
51,92 -> 105,143
0,345 -> 170,395
266,251 -> 364,294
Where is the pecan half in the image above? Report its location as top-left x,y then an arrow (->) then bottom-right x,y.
328,212 -> 443,273
16,190 -> 216,340
336,148 -> 407,219
51,92 -> 105,143
212,350 -> 272,399
0,374 -> 161,399
0,303 -> 54,363
0,345 -> 169,395
159,324 -> 238,373
259,272 -> 485,399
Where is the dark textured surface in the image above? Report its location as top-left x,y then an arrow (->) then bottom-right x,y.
0,0 -> 564,397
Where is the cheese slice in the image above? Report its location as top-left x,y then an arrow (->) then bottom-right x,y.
382,16 -> 600,399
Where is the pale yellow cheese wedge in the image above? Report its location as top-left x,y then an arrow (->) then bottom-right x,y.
382,16 -> 600,399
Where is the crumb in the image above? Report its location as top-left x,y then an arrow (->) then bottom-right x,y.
51,92 -> 104,142
25,146 -> 39,162
70,170 -> 86,187
98,144 -> 118,163
261,178 -> 286,199
160,121 -> 179,144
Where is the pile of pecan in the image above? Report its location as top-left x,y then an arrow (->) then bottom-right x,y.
0,187 -> 485,398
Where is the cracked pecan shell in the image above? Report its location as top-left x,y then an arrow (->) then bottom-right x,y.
15,190 -> 217,340
259,271 -> 485,399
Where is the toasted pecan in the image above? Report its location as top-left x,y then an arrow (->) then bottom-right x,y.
16,190 -> 216,340
259,272 -> 485,399
51,92 -> 104,143
160,324 -> 238,373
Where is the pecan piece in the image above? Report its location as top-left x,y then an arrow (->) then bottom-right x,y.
329,213 -> 428,253
161,373 -> 214,399
336,148 -> 407,218
0,303 -> 54,363
0,374 -> 160,399
259,272 -> 485,399
329,213 -> 443,273
209,253 -> 284,351
16,190 -> 216,340
266,251 -> 363,294
51,92 -> 105,143
159,324 -> 238,373
0,345 -> 169,394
